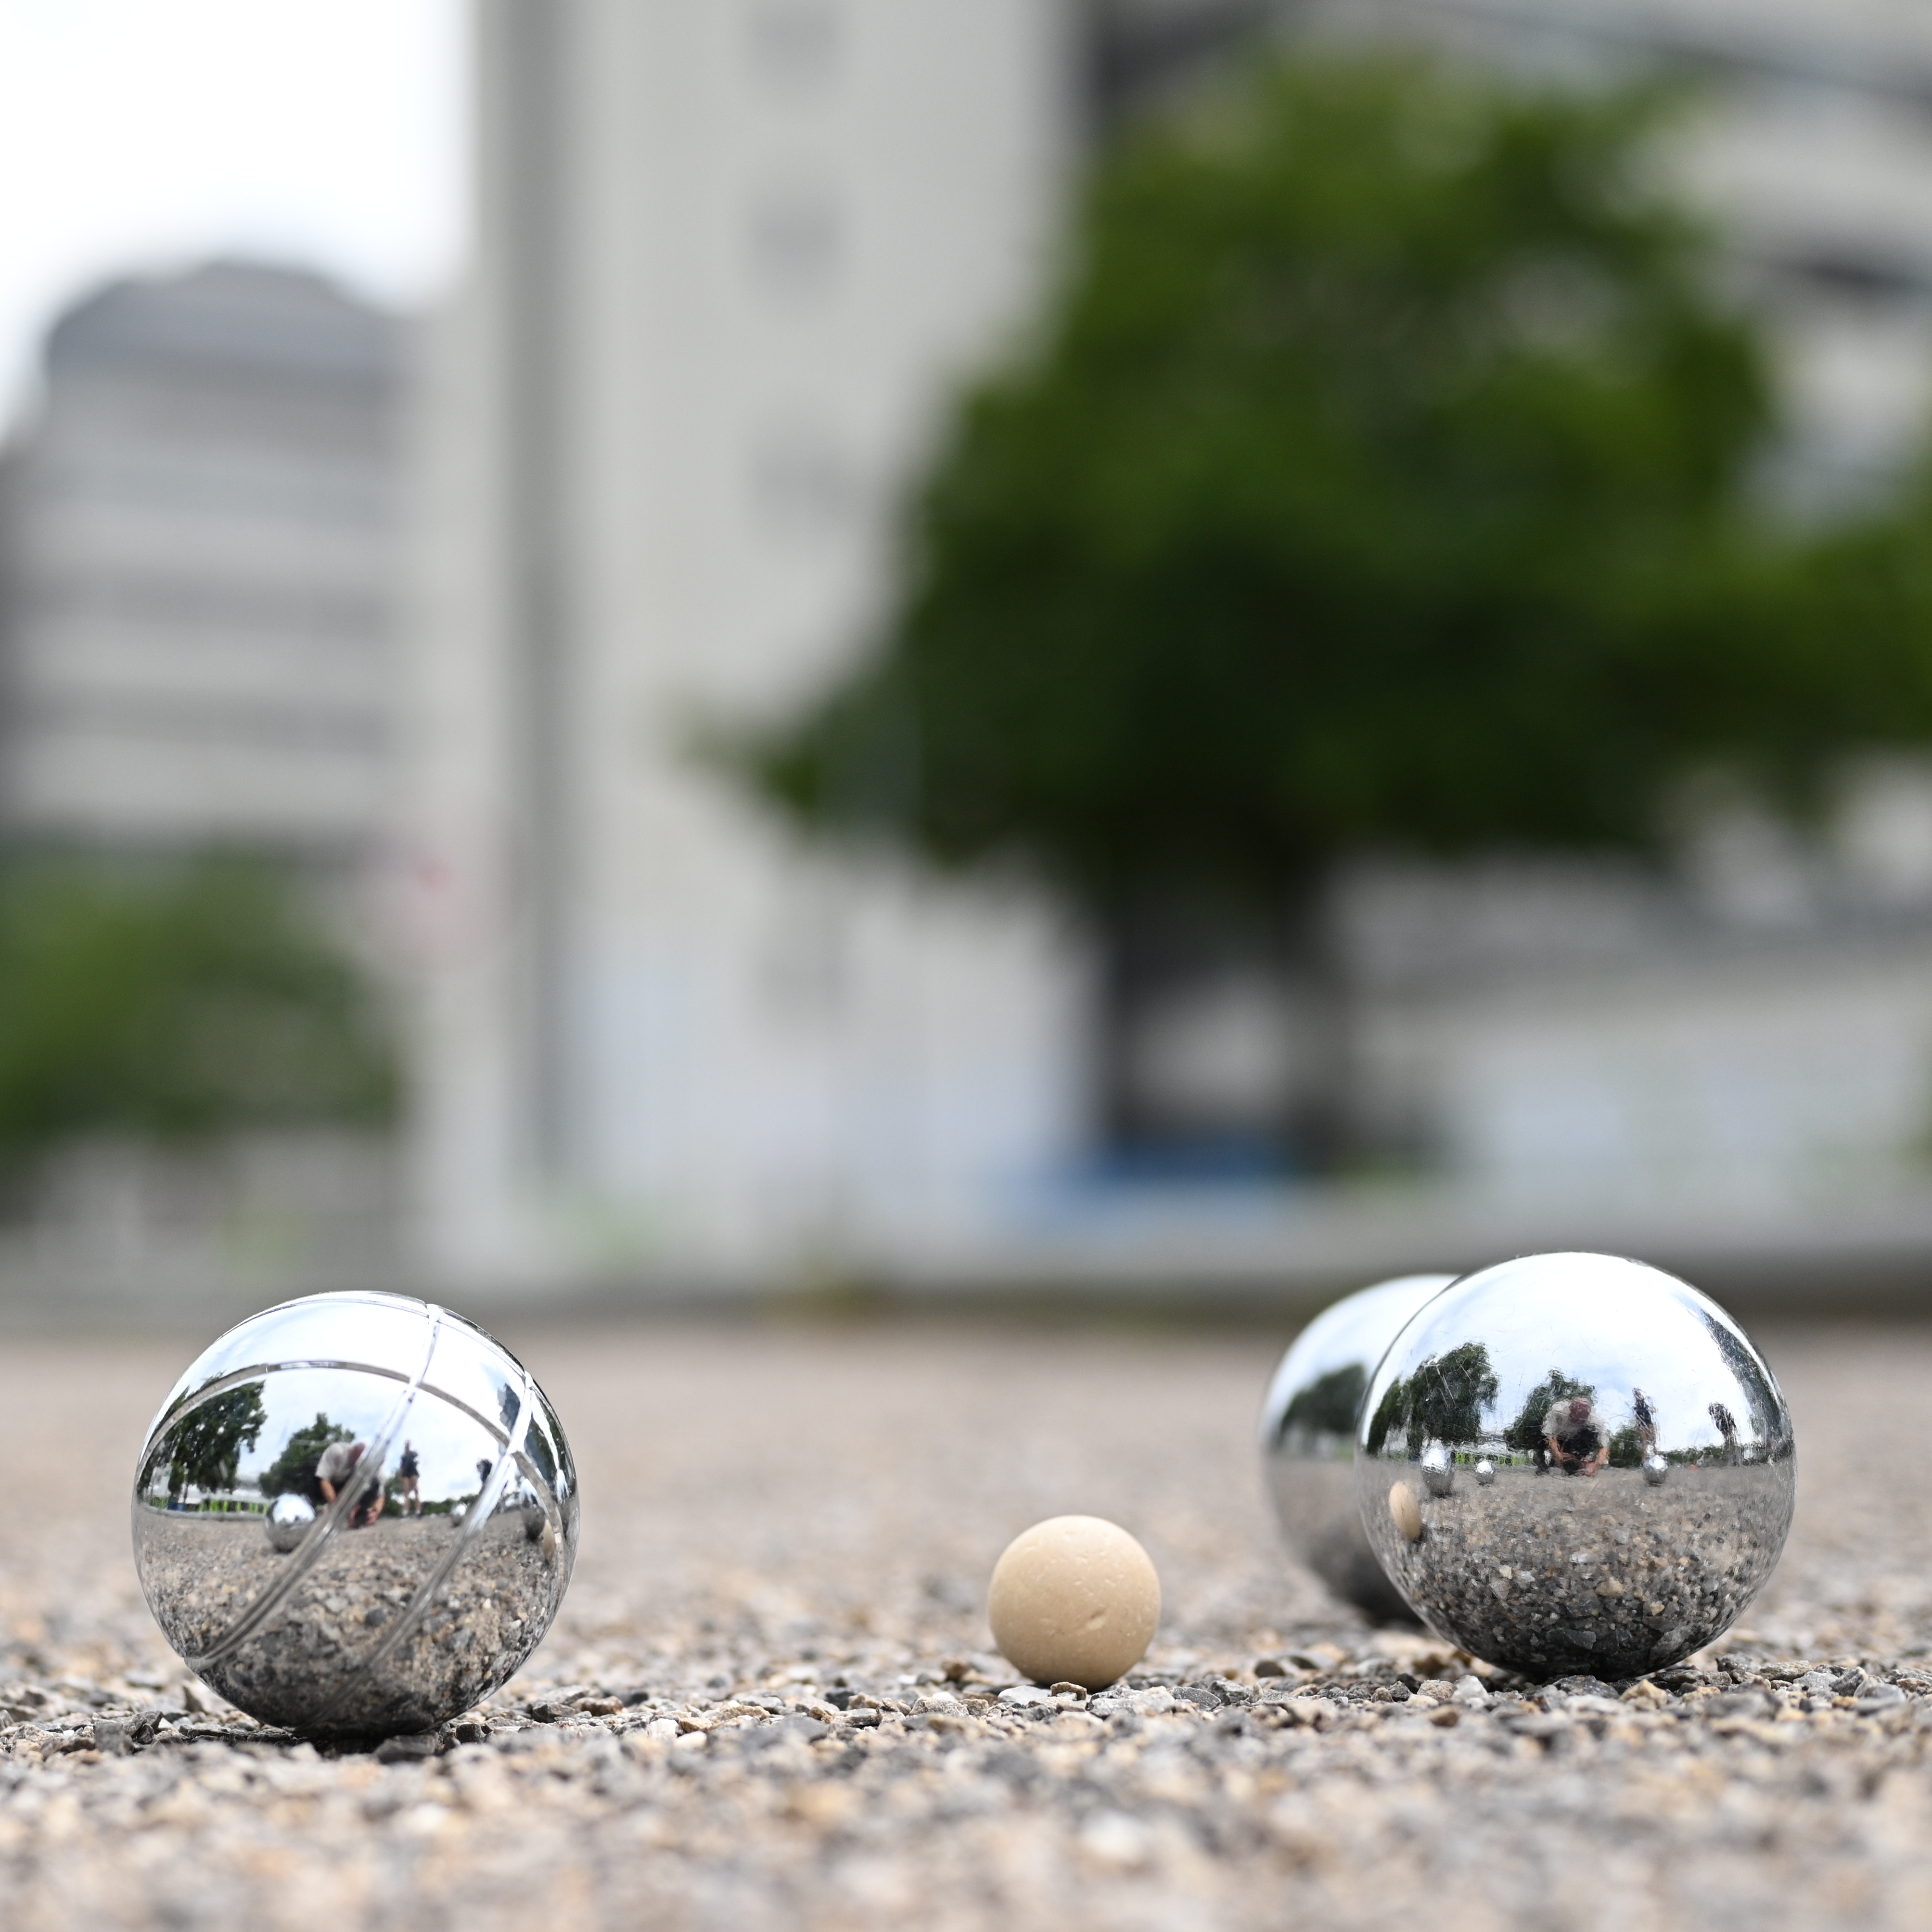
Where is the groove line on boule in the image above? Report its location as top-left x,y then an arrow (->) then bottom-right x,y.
304,1360 -> 546,1730
185,1305 -> 447,1673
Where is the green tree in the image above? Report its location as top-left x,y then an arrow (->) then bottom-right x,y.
1365,1375 -> 1408,1456
258,1413 -> 353,1501
1279,1361 -> 1368,1442
155,1382 -> 267,1503
0,855 -> 399,1160
1402,1342 -> 1498,1454
742,51 -> 1932,1156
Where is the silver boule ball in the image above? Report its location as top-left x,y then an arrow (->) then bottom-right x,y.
1474,1459 -> 1496,1487
134,1291 -> 579,1737
1420,1443 -> 1456,1498
266,1492 -> 315,1553
1355,1253 -> 1793,1680
1261,1273 -> 1456,1618
1643,1453 -> 1670,1488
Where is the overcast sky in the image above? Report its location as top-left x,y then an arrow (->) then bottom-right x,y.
0,0 -> 465,431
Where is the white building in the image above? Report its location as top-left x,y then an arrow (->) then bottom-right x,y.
408,1 -> 1091,1288
410,0 -> 1932,1301
0,262 -> 403,855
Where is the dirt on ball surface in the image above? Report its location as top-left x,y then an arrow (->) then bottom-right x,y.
3,1317 -> 1932,1932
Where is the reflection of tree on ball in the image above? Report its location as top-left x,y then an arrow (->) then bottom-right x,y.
1366,1343 -> 1497,1457
150,1382 -> 266,1504
1278,1363 -> 1367,1443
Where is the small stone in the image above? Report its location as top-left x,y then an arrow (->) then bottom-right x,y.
373,1730 -> 442,1764
1704,1689 -> 1776,1720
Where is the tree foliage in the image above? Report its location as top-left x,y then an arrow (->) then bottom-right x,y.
1278,1361 -> 1368,1442
1403,1341 -> 1498,1452
0,857 -> 399,1159
747,52 -> 1932,909
1366,1340 -> 1498,1454
154,1382 -> 267,1504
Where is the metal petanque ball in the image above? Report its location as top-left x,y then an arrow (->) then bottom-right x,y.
1260,1273 -> 1456,1619
265,1493 -> 315,1554
133,1291 -> 580,1738
1356,1253 -> 1794,1681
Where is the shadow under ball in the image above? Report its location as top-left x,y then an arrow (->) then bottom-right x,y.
1260,1274 -> 1456,1620
1356,1253 -> 1794,1680
133,1292 -> 579,1738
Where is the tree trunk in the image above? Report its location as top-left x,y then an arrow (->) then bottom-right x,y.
1096,879 -> 1355,1177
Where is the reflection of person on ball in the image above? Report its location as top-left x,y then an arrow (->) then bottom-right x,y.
1632,1388 -> 1656,1454
317,1440 -> 384,1528
1544,1395 -> 1608,1475
1708,1401 -> 1741,1464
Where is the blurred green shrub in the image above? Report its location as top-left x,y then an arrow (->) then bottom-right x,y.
744,51 -> 1932,905
0,857 -> 400,1158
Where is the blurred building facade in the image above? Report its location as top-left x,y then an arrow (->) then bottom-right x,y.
413,0 -> 1932,1297
409,1 -> 1090,1286
0,262 -> 409,1313
0,261 -> 403,856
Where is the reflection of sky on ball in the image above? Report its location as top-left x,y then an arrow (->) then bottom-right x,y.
230,1368 -> 504,1507
1369,1255 -> 1777,1455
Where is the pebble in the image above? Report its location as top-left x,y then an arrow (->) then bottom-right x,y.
985,1516 -> 1160,1691
1388,1482 -> 1424,1543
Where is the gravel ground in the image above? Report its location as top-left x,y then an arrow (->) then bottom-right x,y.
4,1315 -> 1932,1931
